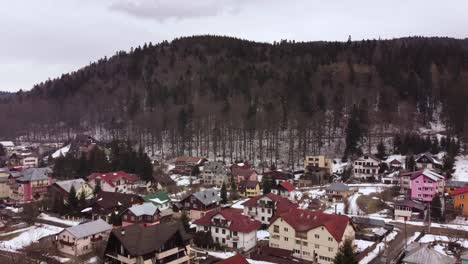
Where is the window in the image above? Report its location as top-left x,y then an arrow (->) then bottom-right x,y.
462,195 -> 465,199
215,237 -> 219,243
328,247 -> 333,252
315,244 -> 319,249
222,229 -> 226,234
83,245 -> 89,250
302,241 -> 308,246
284,227 -> 288,232
261,216 -> 265,221
315,234 -> 320,239
328,237 -> 333,242
461,204 -> 464,209
273,225 -> 279,233
284,237 -> 289,241
233,231 -> 238,236
303,251 -> 310,256
293,249 -> 300,254
222,238 -> 225,244
296,240 -> 301,245
215,228 -> 219,233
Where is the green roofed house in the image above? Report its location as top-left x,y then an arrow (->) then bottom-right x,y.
143,192 -> 171,210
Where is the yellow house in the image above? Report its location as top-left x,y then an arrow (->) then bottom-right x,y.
239,180 -> 260,198
269,209 -> 355,264
304,155 -> 333,174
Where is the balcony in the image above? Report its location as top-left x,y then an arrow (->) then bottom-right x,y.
212,220 -> 229,228
91,236 -> 102,242
106,253 -> 137,264
59,239 -> 74,247
156,247 -> 186,259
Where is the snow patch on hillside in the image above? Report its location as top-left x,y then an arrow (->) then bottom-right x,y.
453,155 -> 468,182
0,224 -> 63,252
52,144 -> 71,158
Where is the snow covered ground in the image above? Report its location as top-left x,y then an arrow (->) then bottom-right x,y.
453,155 -> 468,181
231,198 -> 249,209
354,239 -> 374,252
257,230 -> 269,240
418,233 -> 468,248
207,251 -> 276,264
38,213 -> 81,226
170,175 -> 200,186
0,224 -> 63,252
51,144 -> 71,158
359,230 -> 398,264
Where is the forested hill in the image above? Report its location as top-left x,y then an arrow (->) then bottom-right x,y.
1,36 -> 468,163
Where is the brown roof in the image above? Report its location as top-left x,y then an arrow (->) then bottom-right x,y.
110,222 -> 192,256
216,254 -> 249,264
194,208 -> 261,233
93,191 -> 144,211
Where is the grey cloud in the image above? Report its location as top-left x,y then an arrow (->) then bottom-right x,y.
108,0 -> 258,21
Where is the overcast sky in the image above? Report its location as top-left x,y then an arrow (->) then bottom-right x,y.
2,0 -> 468,92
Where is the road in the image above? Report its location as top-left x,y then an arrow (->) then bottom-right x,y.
370,222 -> 468,264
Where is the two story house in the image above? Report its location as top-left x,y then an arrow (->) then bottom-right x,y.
121,202 -> 173,227
268,209 -> 355,264
194,208 -> 261,251
56,219 -> 112,257
393,199 -> 427,221
304,155 -> 333,175
231,163 -> 258,185
49,179 -> 93,203
90,191 -> 145,222
451,186 -> 468,215
87,171 -> 139,193
271,181 -> 296,199
353,154 -> 381,179
409,170 -> 445,202
104,222 -> 192,264
201,161 -> 230,187
9,167 -> 53,202
325,182 -> 353,202
263,170 -> 294,185
179,188 -> 221,220
242,193 -> 298,225
173,156 -> 206,175
238,180 -> 260,198
415,152 -> 442,170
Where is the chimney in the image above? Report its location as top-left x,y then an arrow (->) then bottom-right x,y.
121,229 -> 125,236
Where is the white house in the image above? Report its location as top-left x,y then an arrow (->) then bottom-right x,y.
353,154 -> 381,179
241,193 -> 298,225
21,155 -> 39,168
194,208 -> 261,251
56,219 -> 112,257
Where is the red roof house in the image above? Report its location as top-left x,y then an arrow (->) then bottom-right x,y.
242,193 -> 298,225
194,208 -> 261,251
87,171 -> 139,193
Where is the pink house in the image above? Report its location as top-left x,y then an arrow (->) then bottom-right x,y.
409,170 -> 445,202
9,167 -> 53,202
231,162 -> 258,185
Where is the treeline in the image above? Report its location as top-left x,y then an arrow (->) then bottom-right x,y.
393,133 -> 460,156
1,36 -> 468,165
53,140 -> 153,181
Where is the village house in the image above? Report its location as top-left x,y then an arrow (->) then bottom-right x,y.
231,162 -> 258,185
304,155 -> 333,174
268,209 -> 355,264
9,167 -> 53,202
49,178 -> 93,202
21,154 -> 39,168
143,191 -> 171,210
194,208 -> 261,251
409,169 -> 445,202
242,193 -> 298,225
298,165 -> 330,187
451,186 -> 468,216
7,153 -> 22,167
238,180 -> 260,198
393,199 -> 427,221
387,158 -> 403,170
104,222 -> 192,264
325,182 -> 353,202
415,152 -> 442,170
0,168 -> 10,199
271,181 -> 296,199
56,219 -> 112,257
399,171 -> 413,195
445,180 -> 468,195
263,170 -> 294,185
402,243 -> 456,264
87,171 -> 139,193
121,202 -> 174,227
179,188 -> 221,220
200,161 -> 230,187
90,191 -> 145,222
173,156 -> 206,175
0,141 -> 15,153
353,154 -> 381,179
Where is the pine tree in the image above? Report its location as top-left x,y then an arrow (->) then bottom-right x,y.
68,186 -> 78,212
78,190 -> 86,209
230,180 -> 239,200
431,194 -> 442,222
333,238 -> 358,264
93,180 -> 102,195
262,176 -> 271,195
77,154 -> 88,178
221,182 -> 228,204
405,155 -> 416,171
442,155 -> 455,178
376,141 -> 386,159
344,104 -> 362,158
180,211 -> 190,231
